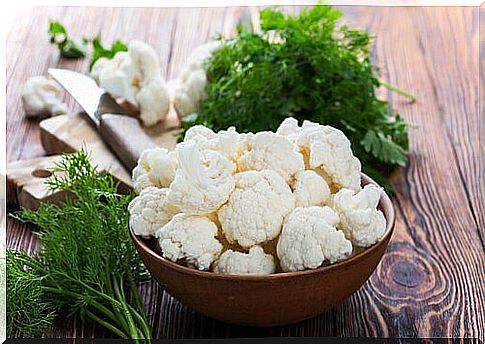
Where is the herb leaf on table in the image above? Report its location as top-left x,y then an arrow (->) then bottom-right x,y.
48,21 -> 88,58
89,36 -> 128,70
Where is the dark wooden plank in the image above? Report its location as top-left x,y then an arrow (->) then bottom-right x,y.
6,5 -> 484,341
331,6 -> 484,339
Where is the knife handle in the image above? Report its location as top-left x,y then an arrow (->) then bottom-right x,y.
99,114 -> 158,171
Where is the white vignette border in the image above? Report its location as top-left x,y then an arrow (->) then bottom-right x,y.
1,0 -> 484,343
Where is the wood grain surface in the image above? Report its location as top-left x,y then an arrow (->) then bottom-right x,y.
5,5 -> 484,340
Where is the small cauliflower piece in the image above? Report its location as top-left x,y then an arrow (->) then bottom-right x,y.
277,117 -> 361,192
128,187 -> 179,237
218,170 -> 295,248
275,117 -> 301,144
172,41 -> 221,117
237,132 -> 305,182
135,81 -> 170,127
297,121 -> 361,192
184,125 -> 250,162
91,52 -> 137,105
167,141 -> 235,214
156,214 -> 223,271
291,170 -> 331,207
132,147 -> 177,194
21,76 -> 67,117
332,184 -> 386,248
213,246 -> 276,275
277,206 -> 352,272
91,40 -> 170,127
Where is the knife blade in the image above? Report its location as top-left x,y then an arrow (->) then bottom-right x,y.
48,68 -> 158,171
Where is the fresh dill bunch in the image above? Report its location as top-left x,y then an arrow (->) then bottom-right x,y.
6,249 -> 57,338
183,6 -> 412,189
13,150 -> 152,341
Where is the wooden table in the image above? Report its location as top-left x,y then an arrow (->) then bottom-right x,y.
6,5 -> 484,340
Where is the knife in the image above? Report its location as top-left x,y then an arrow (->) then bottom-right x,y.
48,68 -> 158,172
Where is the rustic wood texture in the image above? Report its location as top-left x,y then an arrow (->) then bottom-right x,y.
5,5 -> 484,340
98,114 -> 159,171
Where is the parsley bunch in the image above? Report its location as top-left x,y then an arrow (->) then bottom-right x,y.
12,150 -> 152,341
185,6 -> 412,187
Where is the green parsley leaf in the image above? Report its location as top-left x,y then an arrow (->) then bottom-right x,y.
361,130 -> 408,166
48,21 -> 87,58
89,36 -> 128,70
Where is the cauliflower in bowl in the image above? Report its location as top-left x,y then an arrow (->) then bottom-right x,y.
129,117 -> 388,275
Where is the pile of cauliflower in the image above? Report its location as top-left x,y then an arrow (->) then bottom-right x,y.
21,40 -> 215,124
128,117 -> 387,275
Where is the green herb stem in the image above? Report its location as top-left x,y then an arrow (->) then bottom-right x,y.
84,309 -> 129,340
379,80 -> 416,103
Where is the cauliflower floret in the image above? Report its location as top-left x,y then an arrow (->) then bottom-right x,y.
167,141 -> 235,214
332,184 -> 386,248
276,117 -> 301,144
91,40 -> 170,127
135,81 -> 170,127
213,246 -> 275,275
21,76 -> 67,117
277,206 -> 353,272
91,52 -> 137,105
237,132 -> 305,182
132,147 -> 177,194
128,187 -> 179,237
156,214 -> 223,271
218,170 -> 295,248
276,117 -> 361,192
291,170 -> 331,207
172,41 -> 221,117
184,125 -> 250,162
183,124 -> 218,141
297,121 -> 361,192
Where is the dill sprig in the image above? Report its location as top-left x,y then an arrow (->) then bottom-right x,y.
12,150 -> 152,341
6,249 -> 56,338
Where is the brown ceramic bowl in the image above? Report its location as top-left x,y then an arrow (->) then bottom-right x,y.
130,174 -> 395,327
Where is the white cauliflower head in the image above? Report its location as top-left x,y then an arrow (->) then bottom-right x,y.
217,169 -> 295,248
21,76 -> 67,117
237,132 -> 305,182
91,40 -> 170,127
132,147 -> 177,194
277,117 -> 361,192
277,206 -> 353,272
185,125 -> 250,162
172,41 -> 221,118
167,141 -> 235,214
332,184 -> 386,248
156,214 -> 223,271
128,187 -> 179,237
213,246 -> 276,275
291,170 -> 331,207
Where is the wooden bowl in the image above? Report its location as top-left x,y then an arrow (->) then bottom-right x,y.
130,174 -> 395,327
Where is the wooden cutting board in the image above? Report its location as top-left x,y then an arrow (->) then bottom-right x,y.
7,110 -> 179,210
